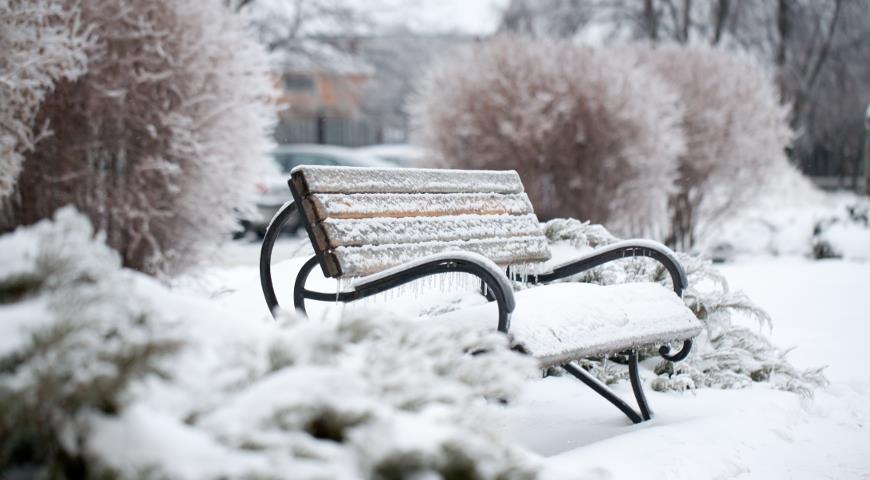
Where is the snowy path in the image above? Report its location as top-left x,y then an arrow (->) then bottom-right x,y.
195,241 -> 870,479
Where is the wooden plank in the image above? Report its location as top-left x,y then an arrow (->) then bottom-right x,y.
289,167 -> 551,279
333,236 -> 552,277
290,172 -> 342,277
308,192 -> 534,221
320,214 -> 545,248
292,166 -> 524,194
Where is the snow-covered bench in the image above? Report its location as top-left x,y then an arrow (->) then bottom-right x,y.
260,166 -> 702,424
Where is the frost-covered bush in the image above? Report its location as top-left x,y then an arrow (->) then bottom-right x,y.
413,36 -> 685,237
541,218 -> 827,397
0,207 -> 179,478
0,0 -> 92,197
3,0 -> 276,276
0,210 -> 540,479
811,197 -> 870,260
638,43 -> 793,250
415,40 -> 794,247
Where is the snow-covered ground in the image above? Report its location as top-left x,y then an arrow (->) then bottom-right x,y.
531,257 -> 870,479
194,238 -> 870,479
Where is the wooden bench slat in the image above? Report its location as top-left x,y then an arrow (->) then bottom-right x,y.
319,214 -> 544,248
308,192 -> 535,221
333,236 -> 551,277
293,166 -> 524,194
290,166 -> 551,278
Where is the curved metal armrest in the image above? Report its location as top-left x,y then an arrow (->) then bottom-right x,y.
536,239 -> 688,297
659,340 -> 693,362
349,252 -> 516,332
259,199 -> 297,316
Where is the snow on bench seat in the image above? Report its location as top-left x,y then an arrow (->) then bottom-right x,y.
291,165 -> 524,194
437,282 -> 702,368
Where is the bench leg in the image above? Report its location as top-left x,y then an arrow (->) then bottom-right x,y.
561,349 -> 652,424
627,350 -> 653,421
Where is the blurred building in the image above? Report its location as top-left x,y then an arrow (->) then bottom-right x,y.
272,40 -> 383,146
270,34 -> 470,148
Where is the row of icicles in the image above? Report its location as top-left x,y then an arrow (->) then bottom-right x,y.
330,263 -> 545,305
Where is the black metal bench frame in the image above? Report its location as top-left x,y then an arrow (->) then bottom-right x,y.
260,199 -> 693,424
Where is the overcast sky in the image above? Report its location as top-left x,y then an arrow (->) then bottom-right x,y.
250,0 -> 511,38
366,0 -> 510,35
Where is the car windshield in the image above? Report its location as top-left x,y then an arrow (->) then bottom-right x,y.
273,152 -> 339,172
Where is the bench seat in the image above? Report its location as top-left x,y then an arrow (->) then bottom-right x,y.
437,282 -> 702,368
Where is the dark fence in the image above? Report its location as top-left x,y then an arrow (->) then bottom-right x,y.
797,145 -> 866,191
276,117 -> 406,147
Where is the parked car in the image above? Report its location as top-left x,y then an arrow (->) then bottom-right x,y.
355,144 -> 437,167
239,144 -> 394,237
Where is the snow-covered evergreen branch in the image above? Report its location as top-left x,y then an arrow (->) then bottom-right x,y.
542,218 -> 828,397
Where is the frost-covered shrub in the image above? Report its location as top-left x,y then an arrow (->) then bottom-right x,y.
638,43 -> 793,250
542,218 -> 827,397
0,0 -> 92,197
0,210 -> 540,479
4,0 -> 276,276
811,198 -> 870,261
413,36 -> 685,237
0,207 -> 179,478
189,309 -> 540,480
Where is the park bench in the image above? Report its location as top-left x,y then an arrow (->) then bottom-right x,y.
259,166 -> 703,424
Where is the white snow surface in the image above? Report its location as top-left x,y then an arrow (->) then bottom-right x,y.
194,237 -> 870,479
5,211 -> 870,478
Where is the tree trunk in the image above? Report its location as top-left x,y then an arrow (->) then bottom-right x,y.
775,0 -> 789,68
791,0 -> 843,126
680,0 -> 691,43
643,0 -> 658,41
711,0 -> 730,45
864,115 -> 870,195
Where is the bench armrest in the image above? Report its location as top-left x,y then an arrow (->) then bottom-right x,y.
537,239 -> 688,297
260,199 -> 297,315
350,251 -> 516,333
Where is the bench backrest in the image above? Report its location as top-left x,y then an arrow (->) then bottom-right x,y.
289,166 -> 552,277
